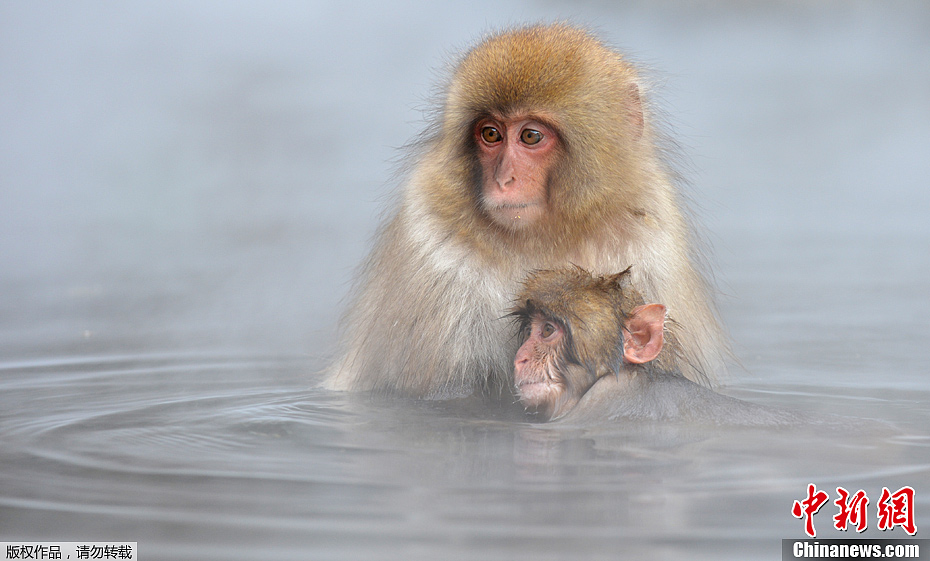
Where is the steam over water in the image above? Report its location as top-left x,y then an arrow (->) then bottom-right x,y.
1,3 -> 928,560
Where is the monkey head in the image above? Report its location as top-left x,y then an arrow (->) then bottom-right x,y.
510,267 -> 666,420
430,24 -> 650,241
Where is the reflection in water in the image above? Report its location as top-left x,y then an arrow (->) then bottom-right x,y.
1,354 -> 926,560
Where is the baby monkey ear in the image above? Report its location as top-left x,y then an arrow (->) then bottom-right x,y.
622,304 -> 666,364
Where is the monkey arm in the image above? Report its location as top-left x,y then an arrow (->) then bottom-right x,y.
322,210 -> 518,399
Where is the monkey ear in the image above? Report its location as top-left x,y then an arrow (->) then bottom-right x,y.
622,304 -> 665,364
607,266 -> 633,289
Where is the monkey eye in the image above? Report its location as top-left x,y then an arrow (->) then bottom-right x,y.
480,126 -> 502,143
520,129 -> 543,145
541,322 -> 557,338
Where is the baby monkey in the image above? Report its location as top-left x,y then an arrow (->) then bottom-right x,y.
511,267 -> 796,424
511,266 -> 662,420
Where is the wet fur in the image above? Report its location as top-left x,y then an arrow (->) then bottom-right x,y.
514,267 -> 797,425
559,370 -> 801,426
324,23 -> 727,397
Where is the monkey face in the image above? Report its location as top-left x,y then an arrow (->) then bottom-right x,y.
514,315 -> 562,409
474,115 -> 560,230
514,314 -> 591,420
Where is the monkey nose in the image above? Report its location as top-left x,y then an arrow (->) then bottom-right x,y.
494,152 -> 517,190
495,171 -> 516,191
497,180 -> 516,193
514,350 -> 531,368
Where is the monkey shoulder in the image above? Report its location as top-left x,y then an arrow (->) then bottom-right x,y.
563,370 -> 801,426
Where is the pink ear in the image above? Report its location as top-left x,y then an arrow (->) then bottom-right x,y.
622,304 -> 665,364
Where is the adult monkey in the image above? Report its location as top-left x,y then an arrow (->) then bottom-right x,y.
324,23 -> 727,398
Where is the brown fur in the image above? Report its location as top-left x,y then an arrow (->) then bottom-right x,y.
512,267 -> 799,426
323,23 -> 727,398
511,266 -> 660,420
512,266 -> 645,380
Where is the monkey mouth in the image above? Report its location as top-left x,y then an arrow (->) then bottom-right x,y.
497,202 -> 539,215
515,379 -> 552,407
487,201 -> 544,227
516,379 -> 546,389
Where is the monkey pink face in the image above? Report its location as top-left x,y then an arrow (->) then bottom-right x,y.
513,314 -> 572,419
475,116 -> 560,230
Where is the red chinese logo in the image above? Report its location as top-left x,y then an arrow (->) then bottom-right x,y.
833,487 -> 869,532
792,484 -> 917,538
877,486 -> 916,535
792,483 -> 829,538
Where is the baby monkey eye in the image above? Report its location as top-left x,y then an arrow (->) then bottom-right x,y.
541,322 -> 557,338
481,126 -> 502,143
520,129 -> 543,145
